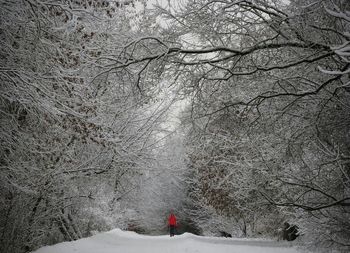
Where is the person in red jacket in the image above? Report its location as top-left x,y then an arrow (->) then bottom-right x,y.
168,211 -> 177,237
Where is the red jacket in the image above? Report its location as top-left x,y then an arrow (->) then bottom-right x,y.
168,214 -> 177,226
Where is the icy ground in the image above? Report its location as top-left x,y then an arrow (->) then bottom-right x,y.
32,229 -> 304,253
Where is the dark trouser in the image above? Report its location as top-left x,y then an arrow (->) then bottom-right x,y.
169,225 -> 176,236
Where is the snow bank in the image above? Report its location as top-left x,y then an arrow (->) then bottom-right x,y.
31,229 -> 304,253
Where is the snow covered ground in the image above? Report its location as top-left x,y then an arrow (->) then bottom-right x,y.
32,229 -> 305,253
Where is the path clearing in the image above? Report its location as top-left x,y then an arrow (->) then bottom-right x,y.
32,229 -> 304,253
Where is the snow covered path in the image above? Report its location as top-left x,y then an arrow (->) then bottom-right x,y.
32,229 -> 303,253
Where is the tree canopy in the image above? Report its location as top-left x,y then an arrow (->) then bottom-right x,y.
0,0 -> 349,252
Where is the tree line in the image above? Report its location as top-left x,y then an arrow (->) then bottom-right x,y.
0,0 -> 349,252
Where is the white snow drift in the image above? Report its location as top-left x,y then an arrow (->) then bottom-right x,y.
32,229 -> 304,253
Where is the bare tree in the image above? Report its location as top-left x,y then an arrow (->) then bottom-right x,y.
0,1 -> 168,252
104,0 -> 350,249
